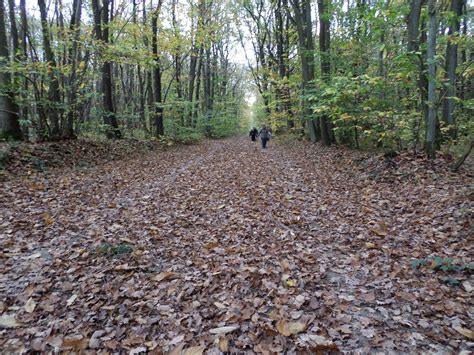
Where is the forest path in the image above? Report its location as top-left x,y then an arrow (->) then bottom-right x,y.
1,137 -> 471,353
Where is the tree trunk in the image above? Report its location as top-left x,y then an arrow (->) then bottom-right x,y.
92,0 -> 121,139
204,47 -> 212,135
441,0 -> 463,139
0,0 -> 22,140
317,0 -> 332,146
425,0 -> 437,159
291,0 -> 319,142
64,0 -> 81,139
19,0 -> 28,140
407,0 -> 423,53
38,0 -> 62,139
152,4 -> 164,137
172,0 -> 183,125
194,47 -> 203,125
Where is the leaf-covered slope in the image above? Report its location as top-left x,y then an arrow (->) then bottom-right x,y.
0,138 -> 471,353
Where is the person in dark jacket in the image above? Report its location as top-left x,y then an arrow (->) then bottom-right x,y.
259,125 -> 271,149
249,127 -> 258,142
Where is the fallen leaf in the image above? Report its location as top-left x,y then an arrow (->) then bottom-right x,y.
209,325 -> 239,334
453,326 -> 474,340
276,320 -> 307,336
182,346 -> 206,355
218,337 -> 229,352
63,335 -> 87,350
169,334 -> 185,346
365,242 -> 376,249
24,297 -> 36,313
153,271 -> 179,282
66,294 -> 78,306
462,281 -> 472,292
0,314 -> 20,328
298,333 -> 335,347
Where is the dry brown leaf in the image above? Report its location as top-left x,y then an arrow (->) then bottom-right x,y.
181,346 -> 206,355
63,335 -> 87,349
453,326 -> 474,340
276,320 -> 307,336
365,242 -> 376,249
153,271 -> 179,282
218,337 -> 229,352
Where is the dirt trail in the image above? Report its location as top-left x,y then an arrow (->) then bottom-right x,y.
0,137 -> 471,353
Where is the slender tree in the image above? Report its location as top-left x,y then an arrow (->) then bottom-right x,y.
92,0 -> 121,138
38,0 -> 62,139
0,0 -> 22,140
426,0 -> 438,158
442,0 -> 464,139
152,1 -> 164,136
317,0 -> 332,145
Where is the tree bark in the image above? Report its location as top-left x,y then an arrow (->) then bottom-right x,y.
441,0 -> 463,139
64,0 -> 82,138
317,0 -> 332,146
291,0 -> 319,142
425,0 -> 438,159
92,0 -> 121,139
407,0 -> 423,53
0,0 -> 22,140
152,3 -> 164,136
38,0 -> 62,139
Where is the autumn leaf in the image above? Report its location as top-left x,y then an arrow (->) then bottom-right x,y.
453,326 -> 474,340
276,320 -> 307,336
153,271 -> 180,282
43,213 -> 54,225
0,314 -> 20,328
365,242 -> 376,249
209,325 -> 239,334
66,294 -> 78,306
218,337 -> 229,352
181,346 -> 206,355
24,297 -> 36,313
63,335 -> 87,350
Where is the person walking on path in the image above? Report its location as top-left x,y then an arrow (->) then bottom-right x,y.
249,127 -> 258,142
259,125 -> 271,149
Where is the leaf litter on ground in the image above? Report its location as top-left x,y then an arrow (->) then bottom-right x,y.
0,137 -> 472,353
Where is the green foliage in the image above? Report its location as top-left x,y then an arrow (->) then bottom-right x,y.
98,243 -> 133,257
164,121 -> 204,144
411,256 -> 474,273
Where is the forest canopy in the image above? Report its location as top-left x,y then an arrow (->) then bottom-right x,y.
0,0 -> 472,158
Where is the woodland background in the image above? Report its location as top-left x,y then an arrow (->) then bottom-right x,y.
0,0 -> 473,158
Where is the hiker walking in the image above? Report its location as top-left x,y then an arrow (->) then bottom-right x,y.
259,125 -> 271,149
249,127 -> 258,142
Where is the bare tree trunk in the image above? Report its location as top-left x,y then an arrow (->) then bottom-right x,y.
171,0 -> 183,125
92,0 -> 121,139
64,0 -> 82,138
204,47 -> 212,135
19,0 -> 28,139
194,47 -> 203,125
38,0 -> 62,139
425,0 -> 438,159
291,0 -> 319,142
407,0 -> 423,53
317,0 -> 332,146
0,0 -> 22,140
441,0 -> 463,139
152,3 -> 164,136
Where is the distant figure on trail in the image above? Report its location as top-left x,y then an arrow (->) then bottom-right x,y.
259,125 -> 271,149
249,127 -> 258,142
